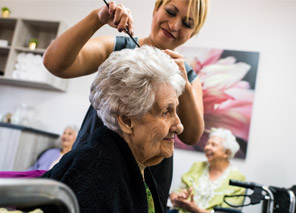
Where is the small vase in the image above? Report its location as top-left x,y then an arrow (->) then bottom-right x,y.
29,42 -> 37,50
1,10 -> 10,18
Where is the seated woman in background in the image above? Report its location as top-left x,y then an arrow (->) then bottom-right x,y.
28,125 -> 78,170
169,128 -> 245,213
41,45 -> 186,212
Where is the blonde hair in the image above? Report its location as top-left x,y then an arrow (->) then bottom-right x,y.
154,0 -> 209,36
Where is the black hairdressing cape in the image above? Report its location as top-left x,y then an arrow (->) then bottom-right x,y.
41,126 -> 165,213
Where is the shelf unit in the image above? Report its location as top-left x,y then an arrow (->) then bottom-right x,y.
0,17 -> 68,91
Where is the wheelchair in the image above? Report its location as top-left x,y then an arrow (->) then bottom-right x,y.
214,179 -> 296,213
0,178 -> 79,213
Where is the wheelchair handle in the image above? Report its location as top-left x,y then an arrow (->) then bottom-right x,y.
229,179 -> 263,190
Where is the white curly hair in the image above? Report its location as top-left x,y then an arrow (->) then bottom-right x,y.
64,125 -> 78,135
209,128 -> 240,158
89,45 -> 186,134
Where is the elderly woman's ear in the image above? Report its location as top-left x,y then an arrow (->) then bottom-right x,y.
225,149 -> 231,158
117,115 -> 133,134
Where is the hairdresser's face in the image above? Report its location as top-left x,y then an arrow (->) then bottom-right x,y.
204,136 -> 228,163
61,128 -> 77,149
128,84 -> 183,167
150,0 -> 195,50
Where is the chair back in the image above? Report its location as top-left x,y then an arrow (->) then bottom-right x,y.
0,178 -> 79,213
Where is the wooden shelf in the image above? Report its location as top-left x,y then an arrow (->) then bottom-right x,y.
0,76 -> 67,92
14,46 -> 46,54
0,17 -> 68,92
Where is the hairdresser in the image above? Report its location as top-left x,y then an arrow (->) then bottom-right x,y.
43,0 -> 208,207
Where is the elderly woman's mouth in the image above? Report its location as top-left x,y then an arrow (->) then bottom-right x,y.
164,135 -> 175,142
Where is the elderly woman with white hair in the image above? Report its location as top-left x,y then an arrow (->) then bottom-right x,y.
28,125 -> 78,171
169,128 -> 246,213
41,45 -> 185,212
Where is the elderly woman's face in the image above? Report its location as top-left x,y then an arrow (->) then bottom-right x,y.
61,128 -> 77,149
204,136 -> 228,163
128,84 -> 183,167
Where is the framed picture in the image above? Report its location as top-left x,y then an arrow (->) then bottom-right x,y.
175,46 -> 260,159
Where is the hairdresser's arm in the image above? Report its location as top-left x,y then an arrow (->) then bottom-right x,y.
43,2 -> 134,78
178,78 -> 204,144
164,49 -> 204,145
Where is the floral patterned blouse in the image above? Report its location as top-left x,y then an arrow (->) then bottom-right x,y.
174,161 -> 245,212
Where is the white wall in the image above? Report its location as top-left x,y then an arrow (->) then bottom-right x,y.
173,1 -> 296,211
1,0 -> 296,211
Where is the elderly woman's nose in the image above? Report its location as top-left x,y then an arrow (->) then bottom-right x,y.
171,114 -> 184,135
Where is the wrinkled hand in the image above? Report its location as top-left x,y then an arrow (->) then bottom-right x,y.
163,49 -> 189,82
170,188 -> 199,213
97,1 -> 134,35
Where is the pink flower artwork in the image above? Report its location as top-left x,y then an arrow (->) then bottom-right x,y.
175,46 -> 259,159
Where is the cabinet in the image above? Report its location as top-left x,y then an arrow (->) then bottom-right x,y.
0,17 -> 68,91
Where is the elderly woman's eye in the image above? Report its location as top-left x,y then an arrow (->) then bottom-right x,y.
162,110 -> 171,117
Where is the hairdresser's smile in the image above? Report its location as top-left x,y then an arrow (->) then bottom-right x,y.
161,27 -> 176,39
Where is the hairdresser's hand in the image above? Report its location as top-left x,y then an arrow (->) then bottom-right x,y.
97,1 -> 134,35
163,49 -> 189,82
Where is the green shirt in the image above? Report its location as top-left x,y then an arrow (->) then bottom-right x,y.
175,161 -> 245,212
